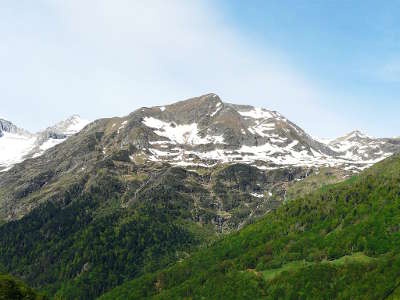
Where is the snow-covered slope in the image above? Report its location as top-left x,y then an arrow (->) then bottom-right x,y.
326,130 -> 399,170
30,115 -> 90,158
115,94 -> 400,172
0,132 -> 36,170
0,116 -> 89,171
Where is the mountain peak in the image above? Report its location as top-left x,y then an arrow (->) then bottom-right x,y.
0,119 -> 31,137
344,130 -> 370,140
171,93 -> 222,108
125,94 -> 399,171
0,119 -> 17,137
65,114 -> 82,122
44,115 -> 90,136
143,94 -> 225,126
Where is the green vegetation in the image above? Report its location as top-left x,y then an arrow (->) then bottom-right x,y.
285,167 -> 346,201
0,273 -> 47,300
2,161 -> 303,299
261,252 -> 374,281
100,154 -> 400,299
0,168 -> 209,299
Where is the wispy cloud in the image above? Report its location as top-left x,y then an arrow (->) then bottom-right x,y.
0,0 -> 344,136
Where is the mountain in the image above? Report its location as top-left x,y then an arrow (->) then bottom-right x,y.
100,153 -> 400,299
0,94 -> 399,299
0,94 -> 366,224
124,93 -> 398,171
328,130 -> 400,169
0,115 -> 89,172
1,94 -> 397,174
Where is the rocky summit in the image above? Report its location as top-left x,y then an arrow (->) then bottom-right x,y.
121,94 -> 399,171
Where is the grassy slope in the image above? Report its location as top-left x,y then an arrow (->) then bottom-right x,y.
285,167 -> 347,201
100,154 -> 400,299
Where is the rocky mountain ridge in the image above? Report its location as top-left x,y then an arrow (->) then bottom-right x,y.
0,118 -> 31,137
328,130 -> 400,166
119,94 -> 399,172
0,94 -> 398,224
2,94 -> 397,173
0,115 -> 89,171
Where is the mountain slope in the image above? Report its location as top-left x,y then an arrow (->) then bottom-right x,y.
0,115 -> 89,172
0,165 -> 207,299
100,153 -> 400,299
0,158 -> 312,298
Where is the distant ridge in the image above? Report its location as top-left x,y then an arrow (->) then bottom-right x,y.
0,115 -> 89,171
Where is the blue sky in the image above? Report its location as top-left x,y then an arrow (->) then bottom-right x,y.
219,0 -> 400,136
1,1 -> 399,138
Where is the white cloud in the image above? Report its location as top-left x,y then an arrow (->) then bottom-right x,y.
0,0 -> 344,136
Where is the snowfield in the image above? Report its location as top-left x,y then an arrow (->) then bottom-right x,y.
0,115 -> 89,171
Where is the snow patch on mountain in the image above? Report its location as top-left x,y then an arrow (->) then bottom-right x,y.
0,116 -> 89,171
57,115 -> 90,135
238,107 -> 274,119
32,138 -> 67,158
0,132 -> 37,171
143,117 -> 226,145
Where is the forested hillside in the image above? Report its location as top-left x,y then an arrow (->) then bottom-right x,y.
0,273 -> 47,300
0,167 -> 207,299
100,153 -> 400,299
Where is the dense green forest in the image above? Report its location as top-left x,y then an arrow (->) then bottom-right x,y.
0,273 -> 47,300
0,168 -> 212,299
100,153 -> 400,299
